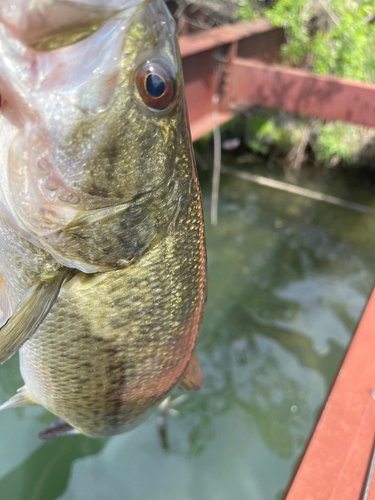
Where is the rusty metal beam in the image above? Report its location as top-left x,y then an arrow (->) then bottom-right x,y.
230,58 -> 375,128
179,19 -> 282,58
179,21 -> 286,141
179,21 -> 375,141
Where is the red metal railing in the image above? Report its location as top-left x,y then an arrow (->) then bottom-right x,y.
179,20 -> 375,141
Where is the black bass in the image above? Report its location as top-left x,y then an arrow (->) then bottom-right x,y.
0,0 -> 206,438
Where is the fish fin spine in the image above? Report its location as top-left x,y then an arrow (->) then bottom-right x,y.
0,385 -> 39,410
39,419 -> 79,440
178,353 -> 204,392
0,267 -> 73,364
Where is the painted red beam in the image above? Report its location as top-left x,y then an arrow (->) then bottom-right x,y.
179,21 -> 286,141
230,58 -> 375,129
285,288 -> 375,500
179,22 -> 375,140
179,19 -> 280,58
181,44 -> 235,142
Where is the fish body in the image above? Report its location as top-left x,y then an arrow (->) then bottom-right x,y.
0,0 -> 206,437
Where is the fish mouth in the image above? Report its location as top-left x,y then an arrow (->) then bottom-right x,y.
0,0 -> 146,51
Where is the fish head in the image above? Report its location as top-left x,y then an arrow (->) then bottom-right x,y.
0,0 -> 194,272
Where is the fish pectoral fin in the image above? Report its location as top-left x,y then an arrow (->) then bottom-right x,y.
0,268 -> 72,365
39,420 -> 79,440
178,353 -> 204,392
0,275 -> 12,328
0,385 -> 39,411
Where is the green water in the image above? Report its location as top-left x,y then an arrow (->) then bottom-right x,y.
1,160 -> 375,500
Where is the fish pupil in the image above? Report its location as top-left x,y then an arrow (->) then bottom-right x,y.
146,74 -> 166,99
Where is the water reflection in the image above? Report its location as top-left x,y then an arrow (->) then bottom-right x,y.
0,165 -> 374,500
175,169 -> 373,464
0,438 -> 106,500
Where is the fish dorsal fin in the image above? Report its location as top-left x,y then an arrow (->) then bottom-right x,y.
39,419 -> 79,440
179,353 -> 204,392
0,276 -> 12,328
0,385 -> 39,411
0,268 -> 72,364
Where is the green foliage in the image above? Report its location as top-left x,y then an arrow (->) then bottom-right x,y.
310,2 -> 375,82
315,123 -> 355,165
235,0 -> 375,167
314,122 -> 370,166
265,0 -> 375,83
247,115 -> 295,154
265,0 -> 312,65
235,0 -> 262,21
237,0 -> 375,82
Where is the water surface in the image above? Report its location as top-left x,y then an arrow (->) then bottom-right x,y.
1,160 -> 374,500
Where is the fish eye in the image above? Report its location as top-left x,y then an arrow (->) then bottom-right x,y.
136,62 -> 175,110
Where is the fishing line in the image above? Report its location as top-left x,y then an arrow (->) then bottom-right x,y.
210,47 -> 227,226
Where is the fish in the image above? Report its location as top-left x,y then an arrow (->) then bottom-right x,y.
0,0 -> 207,438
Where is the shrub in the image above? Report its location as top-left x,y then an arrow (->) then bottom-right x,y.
235,0 -> 375,167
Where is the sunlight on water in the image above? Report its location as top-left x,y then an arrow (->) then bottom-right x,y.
0,161 -> 374,500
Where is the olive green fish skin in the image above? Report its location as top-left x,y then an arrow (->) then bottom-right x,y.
21,181 -> 205,437
0,0 -> 207,437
